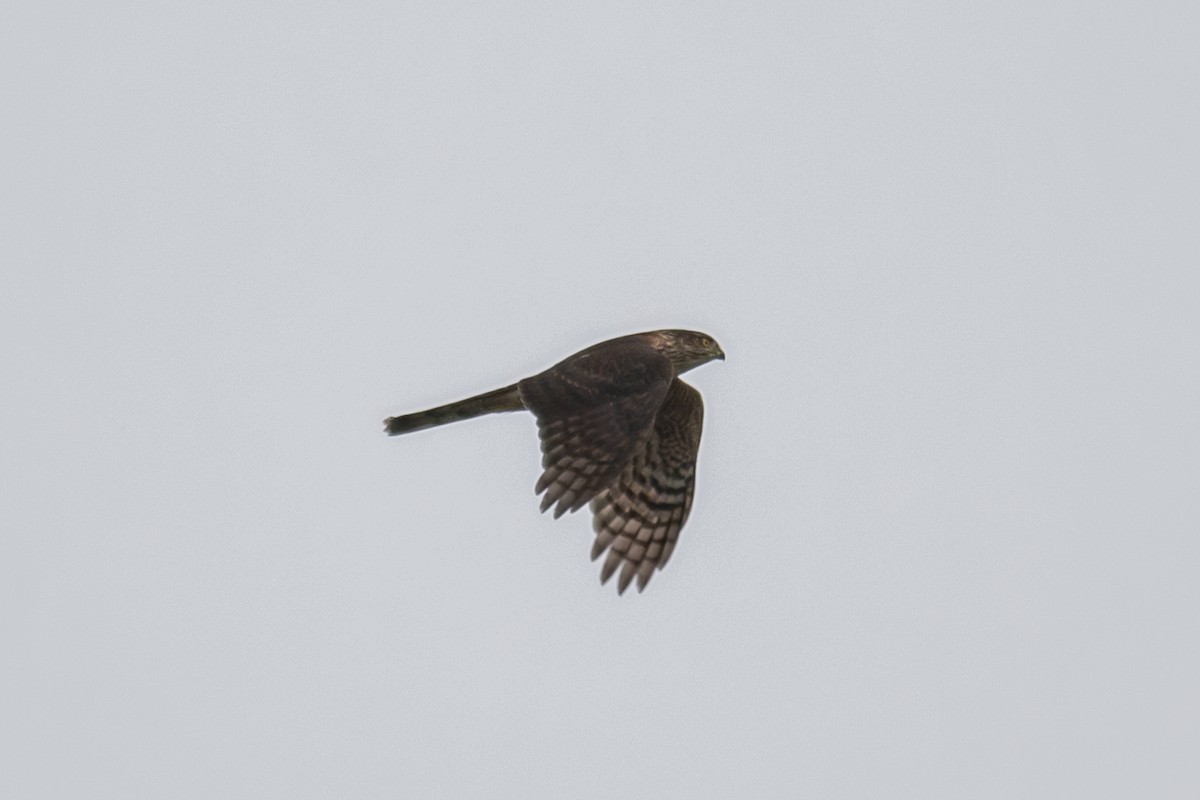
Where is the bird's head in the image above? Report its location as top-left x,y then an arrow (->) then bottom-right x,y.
648,329 -> 725,373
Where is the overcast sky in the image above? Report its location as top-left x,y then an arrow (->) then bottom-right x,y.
4,2 -> 1198,798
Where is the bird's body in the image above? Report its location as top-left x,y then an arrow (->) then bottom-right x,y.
384,329 -> 724,593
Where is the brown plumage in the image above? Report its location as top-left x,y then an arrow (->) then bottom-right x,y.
384,329 -> 724,593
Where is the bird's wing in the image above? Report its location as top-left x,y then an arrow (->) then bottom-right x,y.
588,377 -> 704,593
518,340 -> 673,518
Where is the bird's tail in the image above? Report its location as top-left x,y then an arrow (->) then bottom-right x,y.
384,383 -> 525,436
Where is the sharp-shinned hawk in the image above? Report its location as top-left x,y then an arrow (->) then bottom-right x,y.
384,329 -> 724,593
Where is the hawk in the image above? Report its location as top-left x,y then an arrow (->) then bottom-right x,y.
384,329 -> 724,593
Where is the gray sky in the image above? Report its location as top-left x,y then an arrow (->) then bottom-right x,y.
4,2 -> 1198,798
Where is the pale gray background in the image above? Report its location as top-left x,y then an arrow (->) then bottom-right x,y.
3,2 -> 1198,798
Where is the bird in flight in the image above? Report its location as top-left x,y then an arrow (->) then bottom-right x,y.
384,329 -> 724,593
